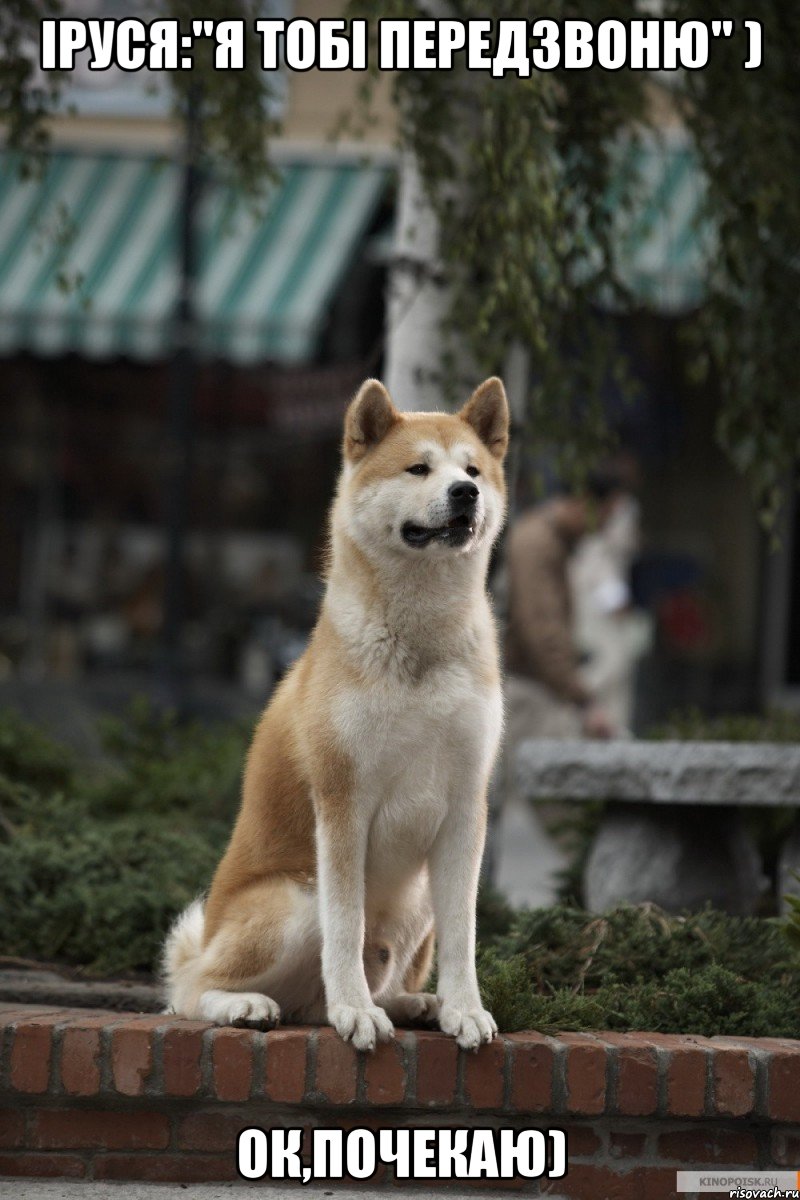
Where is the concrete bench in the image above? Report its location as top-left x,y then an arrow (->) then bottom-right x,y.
516,739 -> 800,914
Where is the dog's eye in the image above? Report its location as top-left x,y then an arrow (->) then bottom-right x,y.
466,465 -> 480,478
406,463 -> 430,476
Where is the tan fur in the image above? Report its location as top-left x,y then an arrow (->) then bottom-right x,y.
403,928 -> 436,993
163,377 -> 509,1050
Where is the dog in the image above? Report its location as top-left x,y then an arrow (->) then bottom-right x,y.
163,376 -> 509,1051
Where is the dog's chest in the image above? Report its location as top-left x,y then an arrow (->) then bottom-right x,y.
335,659 -> 495,777
333,661 -> 501,877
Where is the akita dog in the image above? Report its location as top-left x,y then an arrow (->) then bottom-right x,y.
163,376 -> 509,1051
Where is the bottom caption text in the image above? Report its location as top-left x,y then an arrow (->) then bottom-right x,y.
237,1126 -> 567,1183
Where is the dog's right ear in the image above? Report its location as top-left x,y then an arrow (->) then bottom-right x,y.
344,379 -> 400,462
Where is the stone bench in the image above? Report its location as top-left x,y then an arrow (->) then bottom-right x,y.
516,740 -> 800,914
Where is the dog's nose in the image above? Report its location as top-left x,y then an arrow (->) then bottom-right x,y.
448,480 -> 479,508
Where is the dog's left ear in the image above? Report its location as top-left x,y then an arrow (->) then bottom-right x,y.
344,379 -> 400,462
459,377 -> 509,460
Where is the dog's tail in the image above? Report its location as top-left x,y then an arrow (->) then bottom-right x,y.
161,898 -> 206,1014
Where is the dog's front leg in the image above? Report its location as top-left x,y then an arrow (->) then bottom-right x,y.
428,795 -> 497,1051
316,810 -> 394,1052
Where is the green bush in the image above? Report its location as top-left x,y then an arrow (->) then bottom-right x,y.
0,708 -> 74,791
0,813 -> 224,974
0,701 -> 247,974
476,897 -> 800,1037
648,706 -> 800,743
90,697 -> 248,819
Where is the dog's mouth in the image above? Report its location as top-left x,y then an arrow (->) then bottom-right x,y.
401,513 -> 477,548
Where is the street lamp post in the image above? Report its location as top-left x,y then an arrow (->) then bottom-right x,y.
160,86 -> 203,714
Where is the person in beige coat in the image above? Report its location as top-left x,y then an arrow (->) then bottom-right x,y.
490,474 -> 627,906
504,476 -> 626,743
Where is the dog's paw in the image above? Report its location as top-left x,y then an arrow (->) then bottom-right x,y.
199,989 -> 281,1029
384,992 -> 440,1025
329,1003 -> 394,1051
438,1002 -> 497,1050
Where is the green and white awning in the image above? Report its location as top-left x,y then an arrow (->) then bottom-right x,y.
609,132 -> 712,313
0,151 -> 389,363
0,135 -> 708,362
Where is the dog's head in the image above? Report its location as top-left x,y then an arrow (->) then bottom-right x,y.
336,378 -> 509,562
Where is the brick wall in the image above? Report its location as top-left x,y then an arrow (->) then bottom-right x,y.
1,1004 -> 799,1197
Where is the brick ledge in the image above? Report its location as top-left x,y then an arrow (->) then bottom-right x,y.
2,1002 -> 800,1118
2,1003 -> 800,1193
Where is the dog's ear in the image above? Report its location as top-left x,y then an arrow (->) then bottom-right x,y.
344,379 -> 400,462
459,377 -> 509,460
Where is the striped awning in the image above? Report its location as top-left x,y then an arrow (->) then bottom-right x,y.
0,151 -> 389,364
609,133 -> 712,313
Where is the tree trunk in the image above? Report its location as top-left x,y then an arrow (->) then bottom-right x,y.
383,151 -> 451,412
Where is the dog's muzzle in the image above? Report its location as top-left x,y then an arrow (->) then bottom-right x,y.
401,482 -> 480,548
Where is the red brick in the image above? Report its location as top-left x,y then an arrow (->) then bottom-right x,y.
177,1110 -> 248,1152
364,1035 -> 408,1105
658,1128 -> 758,1165
739,1036 -> 800,1053
339,1114 -> 401,1134
31,1108 -> 169,1151
264,1028 -> 308,1103
609,1131 -> 647,1159
712,1035 -> 785,1051
561,1123 -> 602,1157
111,1023 -> 157,1096
769,1048 -> 800,1122
463,1036 -> 505,1110
414,1032 -> 458,1106
602,1034 -> 658,1116
639,1032 -> 711,1119
541,1163 -> 639,1200
315,1028 -> 358,1104
562,1033 -> 606,1116
0,1106 -> 25,1148
641,1166 -> 682,1200
0,1006 -> 65,1024
60,1026 -> 103,1097
508,1033 -> 555,1113
666,1045 -> 708,1118
543,1166 -> 678,1200
712,1047 -> 755,1117
94,1153 -> 237,1182
211,1027 -> 254,1102
9,1016 -> 63,1093
393,1172 -> 525,1192
0,1152 -> 86,1178
771,1128 -> 800,1166
162,1022 -> 208,1097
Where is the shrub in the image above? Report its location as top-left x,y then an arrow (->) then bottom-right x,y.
89,697 -> 248,820
649,707 -> 800,743
476,898 -> 800,1037
0,811 -> 225,974
0,707 -> 74,791
0,701 -> 246,975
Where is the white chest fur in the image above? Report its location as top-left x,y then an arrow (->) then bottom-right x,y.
331,660 -> 502,891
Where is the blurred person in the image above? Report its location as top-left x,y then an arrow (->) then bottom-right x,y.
489,469 -> 628,908
504,468 -> 627,743
570,490 -> 653,733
